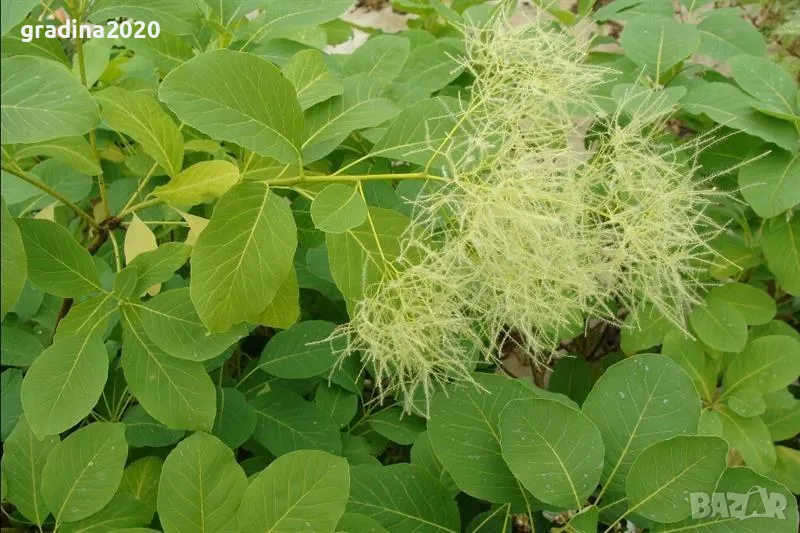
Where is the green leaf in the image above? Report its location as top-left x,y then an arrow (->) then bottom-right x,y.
708,233 -> 761,280
696,10 -> 766,61
651,466 -> 798,532
7,159 -> 92,212
706,283 -> 776,326
41,422 -> 127,524
728,54 -> 798,118
302,74 -> 400,163
566,506 -> 598,533
0,324 -> 42,367
212,387 -> 256,449
88,0 -> 203,35
122,404 -> 184,448
389,40 -> 465,105
238,450 -> 349,533
725,388 -> 766,418
342,35 -> 410,83
682,83 -> 797,152
689,297 -> 748,353
120,306 -> 217,431
260,320 -> 340,378
548,357 -> 593,406
60,493 -> 154,533
15,137 -> 102,175
17,218 -> 101,298
0,24 -> 69,65
283,49 -> 343,110
593,0 -> 674,22
153,160 -> 241,208
1,56 -> 99,144
337,513 -> 390,533
315,383 -> 357,428
428,372 -> 533,505
257,268 -> 300,329
620,305 -> 676,353
626,436 -> 728,523
620,17 -> 700,78
114,267 -> 140,300
500,398 -> 604,509
410,432 -> 458,496
248,0 -> 352,40
738,151 -> 800,219
582,354 -> 701,495
54,293 -> 117,342
250,389 -> 342,456
326,207 -> 409,300
769,446 -> 800,495
661,331 -> 717,403
612,83 -> 687,117
21,332 -> 108,437
159,49 -> 304,165
348,463 -> 460,533
368,406 -> 426,446
95,87 -> 184,178
762,391 -> 800,441
0,0 -> 39,36
158,432 -> 248,533
121,31 -> 193,72
311,183 -> 368,234
723,335 -> 800,395
762,214 -> 800,296
1,199 -> 26,318
717,406 -> 776,474
0,417 -> 58,525
0,369 -> 22,440
190,182 -> 297,332
140,288 -> 245,361
125,242 -> 191,297
371,97 -> 464,169
118,456 -> 162,510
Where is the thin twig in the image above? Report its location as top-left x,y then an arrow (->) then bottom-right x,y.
1,163 -> 100,230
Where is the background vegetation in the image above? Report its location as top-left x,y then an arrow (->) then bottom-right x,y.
0,0 -> 798,532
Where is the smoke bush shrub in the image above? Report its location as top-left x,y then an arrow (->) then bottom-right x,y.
0,1 -> 798,532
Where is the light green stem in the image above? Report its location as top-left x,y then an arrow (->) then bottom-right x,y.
1,164 -> 100,230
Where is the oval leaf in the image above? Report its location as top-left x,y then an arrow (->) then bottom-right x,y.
582,354 -> 701,495
190,182 -> 297,333
238,450 -> 349,533
1,56 -> 99,144
500,398 -> 604,509
158,432 -> 248,533
159,49 -> 304,165
41,422 -> 127,524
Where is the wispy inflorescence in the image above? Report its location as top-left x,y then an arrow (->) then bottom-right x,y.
335,16 -> 721,410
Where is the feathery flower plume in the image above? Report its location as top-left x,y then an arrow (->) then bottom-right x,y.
334,15 -> 722,411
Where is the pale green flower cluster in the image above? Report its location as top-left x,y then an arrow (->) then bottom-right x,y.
336,18 -> 720,410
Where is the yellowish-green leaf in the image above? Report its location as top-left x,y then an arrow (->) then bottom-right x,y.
159,49 -> 304,165
15,137 -> 101,175
21,332 -> 109,438
283,49 -> 343,110
154,160 -> 240,208
1,56 -> 99,144
95,87 -> 184,178
1,199 -> 26,318
0,417 -> 58,525
190,182 -> 297,332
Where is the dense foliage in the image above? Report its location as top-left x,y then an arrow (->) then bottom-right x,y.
0,0 -> 798,532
